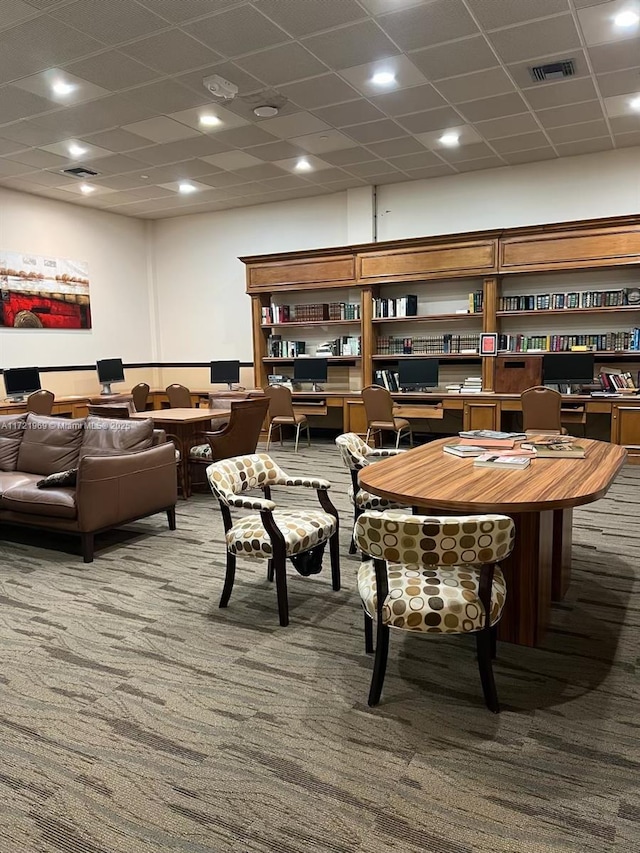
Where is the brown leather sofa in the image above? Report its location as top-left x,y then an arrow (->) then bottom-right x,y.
0,413 -> 177,562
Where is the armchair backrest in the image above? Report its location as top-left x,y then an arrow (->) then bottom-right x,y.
166,384 -> 192,408
131,382 -> 150,412
206,397 -> 269,461
355,511 -> 515,567
264,384 -> 295,419
27,389 -> 54,415
335,432 -> 370,471
362,385 -> 394,425
207,453 -> 287,505
521,385 -> 562,432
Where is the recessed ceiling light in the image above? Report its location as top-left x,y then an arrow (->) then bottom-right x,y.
370,71 -> 396,87
68,143 -> 87,158
439,131 -> 460,147
178,182 -> 197,194
254,105 -> 279,117
199,114 -> 221,127
613,10 -> 639,27
51,80 -> 76,96
630,95 -> 640,111
80,184 -> 95,194
295,158 -> 312,171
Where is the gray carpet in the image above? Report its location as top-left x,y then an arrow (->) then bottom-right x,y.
0,441 -> 639,853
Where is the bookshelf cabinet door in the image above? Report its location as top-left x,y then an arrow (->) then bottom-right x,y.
463,401 -> 500,432
611,405 -> 640,461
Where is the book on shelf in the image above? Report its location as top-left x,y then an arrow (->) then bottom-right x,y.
374,369 -> 399,392
376,333 -> 480,355
459,429 -> 526,440
498,329 -> 640,353
473,454 -> 531,469
468,290 -> 484,313
599,371 -> 637,392
372,295 -> 417,318
262,301 -> 360,324
462,376 -> 482,393
499,289 -> 631,312
444,443 -> 487,457
267,335 -> 306,358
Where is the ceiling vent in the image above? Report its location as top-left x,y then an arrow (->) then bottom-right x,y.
62,166 -> 100,178
529,59 -> 575,82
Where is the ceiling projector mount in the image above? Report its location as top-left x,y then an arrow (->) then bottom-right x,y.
202,74 -> 239,99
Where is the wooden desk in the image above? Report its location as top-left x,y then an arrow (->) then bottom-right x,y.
359,436 -> 626,647
131,408 -> 230,497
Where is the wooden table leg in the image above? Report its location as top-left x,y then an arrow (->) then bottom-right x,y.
552,508 -> 573,601
496,511 -> 553,647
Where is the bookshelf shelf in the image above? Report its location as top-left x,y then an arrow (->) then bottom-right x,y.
497,306 -> 640,318
372,353 -> 480,360
498,350 -> 640,358
263,356 -> 361,364
261,319 -> 360,329
372,313 -> 483,324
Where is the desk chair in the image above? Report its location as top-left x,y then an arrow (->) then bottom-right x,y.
521,385 -> 568,435
166,384 -> 192,408
131,382 -> 150,412
264,385 -> 310,453
362,385 -> 412,448
355,510 -> 515,711
27,390 -> 54,415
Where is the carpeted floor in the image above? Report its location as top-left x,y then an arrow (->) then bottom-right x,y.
0,441 -> 639,853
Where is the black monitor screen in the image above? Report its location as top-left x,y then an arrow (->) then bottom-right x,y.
398,358 -> 439,390
293,358 -> 328,383
96,358 -> 125,383
543,353 -> 594,385
3,367 -> 41,397
210,360 -> 240,384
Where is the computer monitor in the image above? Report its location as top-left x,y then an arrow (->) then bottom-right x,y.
210,359 -> 240,390
398,358 -> 439,392
96,358 -> 125,395
3,367 -> 41,402
293,358 -> 328,391
543,353 -> 594,389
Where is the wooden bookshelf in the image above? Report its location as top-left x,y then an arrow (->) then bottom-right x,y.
497,306 -> 640,317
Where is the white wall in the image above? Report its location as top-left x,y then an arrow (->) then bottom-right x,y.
0,188 -> 151,393
376,148 -> 640,241
152,192 -> 348,361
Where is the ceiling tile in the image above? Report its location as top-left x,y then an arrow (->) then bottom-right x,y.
10,168 -> 70,185
369,83 -> 446,116
122,117 -> 201,143
321,147 -> 380,165
120,30 -> 221,75
158,179 -> 214,193
26,94 -> 156,137
359,0 -> 434,14
547,119 -> 610,143
80,128 -> 153,152
4,148 -> 68,168
235,43 -> 326,87
399,107 -> 464,134
233,163 -> 288,180
488,15 -> 581,64
0,86 -> 57,123
213,125 -> 277,147
0,120 -> 66,147
253,0 -> 366,37
535,99 -> 605,127
455,155 -> 505,172
92,173 -> 152,190
313,99 -> 386,126
259,174 -> 315,190
577,0 -> 640,46
321,176 -> 367,189
168,103 -> 249,133
475,112 -> 541,138
272,154 -> 331,173
338,55 -> 429,97
379,0 -> 479,51
597,68 -> 640,97
257,112 -> 330,138
82,153 -> 148,174
304,167 -> 350,183
490,131 -> 551,153
11,68 -> 110,105
501,147 -> 558,165
122,80 -> 207,114
64,50 -> 161,90
142,162 -> 214,181
416,124 -> 483,148
56,182 -> 117,196
182,5 -> 290,56
435,67 -> 515,103
0,0 -> 38,28
278,74 -> 359,110
367,137 -> 427,158
386,150 -> 443,170
246,140 -> 306,160
343,118 -> 408,143
466,0 -> 569,30
410,36 -> 499,81
289,130 -> 357,153
301,21 -> 399,69
370,171 -> 414,185
508,50 -> 590,89
604,91 -> 640,117
40,138 -> 113,159
0,137 -> 26,155
556,137 -> 614,155
524,77 -> 598,110
345,160 -> 402,177
614,129 -> 640,146
130,136 -> 229,165
50,0 -> 167,44
135,0 -> 247,23
609,114 -> 640,131
588,36 -> 640,74
404,163 -> 457,179
197,170 -> 252,187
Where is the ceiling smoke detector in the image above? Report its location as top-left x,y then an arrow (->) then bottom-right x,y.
253,105 -> 279,117
202,74 -> 238,100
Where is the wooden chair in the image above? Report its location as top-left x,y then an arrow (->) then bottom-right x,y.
131,382 -> 150,412
264,385 -> 310,453
521,385 -> 568,436
207,453 -> 340,626
355,510 -> 515,711
166,384 -> 192,408
189,397 -> 269,479
27,389 -> 54,415
362,384 -> 412,448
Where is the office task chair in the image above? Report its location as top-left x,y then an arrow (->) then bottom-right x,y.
355,510 -> 515,711
521,385 -> 568,435
264,384 -> 310,453
166,384 -> 192,408
131,382 -> 150,412
26,390 -> 54,415
207,453 -> 340,626
362,385 -> 412,448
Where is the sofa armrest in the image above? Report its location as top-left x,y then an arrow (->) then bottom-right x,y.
76,443 -> 177,532
152,429 -> 166,445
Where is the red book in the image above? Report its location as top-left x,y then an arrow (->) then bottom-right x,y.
457,437 -> 515,449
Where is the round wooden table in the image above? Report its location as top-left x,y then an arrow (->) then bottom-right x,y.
358,437 -> 627,646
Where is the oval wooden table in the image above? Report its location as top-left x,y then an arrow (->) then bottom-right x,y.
359,437 -> 627,647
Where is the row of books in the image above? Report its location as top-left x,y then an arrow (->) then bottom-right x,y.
374,369 -> 400,392
498,330 -> 640,352
262,302 -> 361,324
468,290 -> 484,313
372,295 -> 418,318
377,334 -> 480,355
316,336 -> 361,356
599,371 -> 638,391
268,337 -> 306,358
499,289 -> 637,312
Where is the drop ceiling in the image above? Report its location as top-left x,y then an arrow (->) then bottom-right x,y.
0,0 -> 637,219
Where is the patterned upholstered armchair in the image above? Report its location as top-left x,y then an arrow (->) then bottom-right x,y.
335,433 -> 410,554
207,453 -> 340,626
354,510 -> 515,712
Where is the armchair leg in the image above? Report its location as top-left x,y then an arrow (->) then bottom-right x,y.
294,422 -> 301,453
166,507 -> 176,530
365,428 -> 371,446
364,611 -> 373,654
368,620 -> 389,706
306,423 -> 311,447
476,628 -> 500,713
273,553 -> 289,626
349,505 -> 359,555
490,624 -> 497,660
266,422 -> 273,451
329,530 -> 341,591
81,533 -> 94,564
408,428 -> 413,448
395,429 -> 401,449
219,552 -> 236,608
267,559 -> 274,582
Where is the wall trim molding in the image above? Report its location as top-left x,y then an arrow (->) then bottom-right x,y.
0,362 -> 254,374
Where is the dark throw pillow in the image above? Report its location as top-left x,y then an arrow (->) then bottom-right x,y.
36,468 -> 78,489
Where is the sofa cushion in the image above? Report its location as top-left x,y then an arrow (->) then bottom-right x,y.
0,471 -> 40,495
0,413 -> 28,471
1,479 -> 77,519
37,468 -> 78,489
16,414 -> 85,476
79,415 -> 154,460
